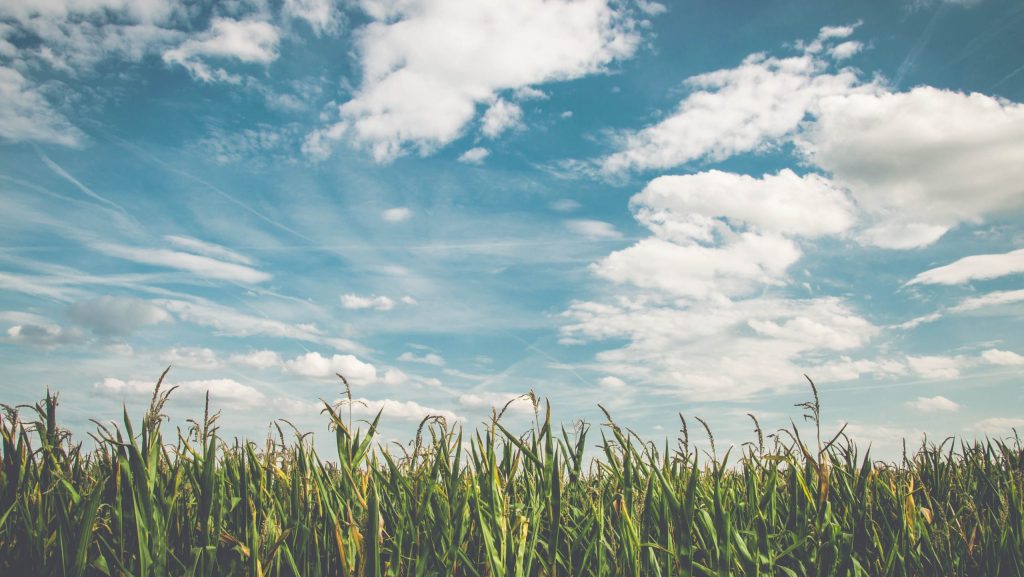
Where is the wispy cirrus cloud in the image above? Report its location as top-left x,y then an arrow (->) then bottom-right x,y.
156,298 -> 366,353
92,242 -> 270,283
907,248 -> 1024,286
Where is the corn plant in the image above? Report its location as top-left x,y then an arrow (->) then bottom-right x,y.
1,374 -> 1022,576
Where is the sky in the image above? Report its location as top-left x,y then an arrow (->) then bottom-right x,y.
1,0 -> 1023,458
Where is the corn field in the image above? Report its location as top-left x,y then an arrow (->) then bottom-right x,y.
1,373 -> 1022,577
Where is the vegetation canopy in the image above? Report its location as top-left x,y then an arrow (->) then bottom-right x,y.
1,372 -> 1022,577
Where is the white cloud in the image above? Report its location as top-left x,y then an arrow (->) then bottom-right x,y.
632,169 -> 855,242
969,417 -> 1024,434
283,0 -> 343,36
341,293 -> 395,311
163,18 -> 280,83
284,352 -> 378,383
457,392 -> 534,414
229,349 -> 283,369
981,348 -> 1024,366
381,207 -> 413,222
586,171 -> 855,303
906,395 -> 960,412
550,199 -> 581,212
400,295 -> 417,305
156,298 -> 366,353
350,397 -> 460,422
599,44 -> 865,173
191,124 -> 300,164
381,368 -> 409,385
481,98 -> 523,138
164,235 -> 254,265
906,355 -> 963,380
561,296 -> 877,400
951,289 -> 1024,313
599,375 -> 627,389
0,0 -> 176,24
595,31 -> 1024,250
829,40 -> 862,60
0,0 -> 184,73
798,87 -> 1024,248
458,147 -> 490,164
161,347 -> 223,370
95,376 -> 265,406
93,243 -> 270,283
68,296 -> 170,335
593,234 -> 800,300
106,342 -> 135,356
0,66 -> 85,146
6,322 -> 84,347
907,248 -> 1024,286
0,269 -> 87,304
565,219 -> 623,240
307,0 -> 642,161
398,351 -> 445,366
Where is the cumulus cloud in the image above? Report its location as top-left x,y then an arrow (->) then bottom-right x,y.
798,87 -> 1024,248
0,0 -> 183,74
161,347 -> 223,370
398,351 -> 445,366
565,219 -> 623,240
561,296 -> 877,400
598,375 -> 627,389
306,0 -> 643,161
350,397 -> 460,422
829,41 -> 862,60
341,293 -> 395,311
381,207 -> 413,222
906,395 -> 960,412
284,352 -> 378,383
457,392 -> 534,414
95,376 -> 265,406
981,349 -> 1024,366
632,170 -> 855,242
6,322 -> 84,347
68,296 -> 170,336
0,66 -> 85,146
594,234 -> 800,300
458,147 -> 490,164
481,98 -> 523,138
229,349 -> 283,369
163,18 -> 280,83
381,368 -> 409,385
907,248 -> 1024,286
599,31 -> 866,173
595,29 -> 1024,250
906,355 -> 963,380
587,168 -> 860,301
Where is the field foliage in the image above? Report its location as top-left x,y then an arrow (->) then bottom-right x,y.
1,372 -> 1022,576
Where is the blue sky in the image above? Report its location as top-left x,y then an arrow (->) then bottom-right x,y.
1,0 -> 1023,456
